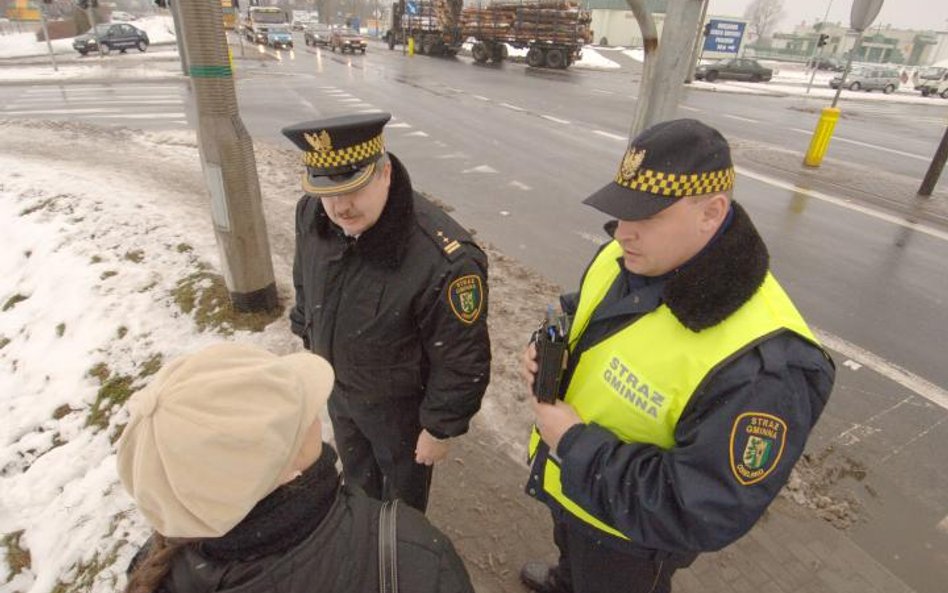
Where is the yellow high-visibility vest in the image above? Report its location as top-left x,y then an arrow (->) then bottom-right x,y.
529,240 -> 820,540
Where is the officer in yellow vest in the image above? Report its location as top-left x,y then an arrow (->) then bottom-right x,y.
519,119 -> 835,593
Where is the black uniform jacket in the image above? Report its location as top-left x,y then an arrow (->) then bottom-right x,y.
291,154 -> 490,438
153,486 -> 474,593
527,203 -> 836,558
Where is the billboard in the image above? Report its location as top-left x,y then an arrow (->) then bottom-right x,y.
702,19 -> 746,57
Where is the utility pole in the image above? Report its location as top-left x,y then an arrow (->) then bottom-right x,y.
918,127 -> 948,197
684,0 -> 709,84
628,0 -> 704,139
39,1 -> 58,72
176,0 -> 279,312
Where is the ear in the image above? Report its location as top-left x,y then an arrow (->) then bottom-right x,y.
700,193 -> 729,231
381,159 -> 393,186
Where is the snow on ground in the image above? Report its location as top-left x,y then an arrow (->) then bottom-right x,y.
0,15 -> 176,59
0,58 -> 182,82
0,121 -> 300,593
573,47 -> 619,71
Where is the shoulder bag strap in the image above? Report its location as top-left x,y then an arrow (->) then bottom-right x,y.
378,499 -> 399,593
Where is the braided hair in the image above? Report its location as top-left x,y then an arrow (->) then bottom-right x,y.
125,533 -> 187,593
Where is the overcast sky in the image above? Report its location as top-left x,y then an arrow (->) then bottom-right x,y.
708,0 -> 948,32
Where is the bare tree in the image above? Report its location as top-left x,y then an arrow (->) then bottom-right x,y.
743,0 -> 783,41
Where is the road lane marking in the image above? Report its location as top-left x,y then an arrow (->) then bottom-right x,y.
2,108 -> 119,114
472,95 -> 491,101
787,127 -> 928,161
338,98 -> 363,103
680,105 -> 702,112
405,131 -> 429,137
815,328 -> 948,412
573,230 -> 607,246
91,113 -> 187,119
435,152 -> 466,159
462,165 -> 498,174
541,114 -> 571,124
723,114 -> 760,124
387,122 -> 411,128
877,415 -> 948,464
593,130 -> 626,141
509,181 -> 532,191
736,166 -> 948,243
592,89 -> 613,95
500,102 -> 525,112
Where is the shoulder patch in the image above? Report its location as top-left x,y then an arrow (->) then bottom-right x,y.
447,275 -> 484,324
729,412 -> 787,486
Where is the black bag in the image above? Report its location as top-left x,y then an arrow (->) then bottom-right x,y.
379,500 -> 399,593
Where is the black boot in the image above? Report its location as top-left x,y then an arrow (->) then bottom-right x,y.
519,561 -> 570,593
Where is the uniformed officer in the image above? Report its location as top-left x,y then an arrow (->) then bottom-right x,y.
519,119 -> 835,593
283,113 -> 491,513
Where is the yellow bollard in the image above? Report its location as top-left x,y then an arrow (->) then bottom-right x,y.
408,36 -> 415,57
228,47 -> 234,72
803,107 -> 841,168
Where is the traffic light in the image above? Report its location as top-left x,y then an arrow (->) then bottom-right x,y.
818,33 -> 830,47
703,23 -> 712,37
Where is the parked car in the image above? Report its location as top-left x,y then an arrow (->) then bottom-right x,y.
330,28 -> 367,54
304,22 -> 333,47
694,58 -> 773,82
72,23 -> 149,56
806,56 -> 844,71
830,66 -> 900,93
920,79 -> 948,99
266,25 -> 294,49
914,66 -> 948,90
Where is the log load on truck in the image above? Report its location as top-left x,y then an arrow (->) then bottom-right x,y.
461,1 -> 592,69
386,0 -> 464,56
386,0 -> 591,69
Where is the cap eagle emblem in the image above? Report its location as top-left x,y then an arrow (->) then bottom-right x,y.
304,130 -> 333,153
620,148 -> 646,181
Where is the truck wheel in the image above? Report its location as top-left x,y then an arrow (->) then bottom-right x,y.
883,84 -> 894,94
526,47 -> 544,68
921,88 -> 930,97
491,43 -> 507,62
472,42 -> 489,63
545,48 -> 565,69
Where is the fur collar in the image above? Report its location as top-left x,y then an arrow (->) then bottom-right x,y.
663,202 -> 769,332
314,153 -> 415,269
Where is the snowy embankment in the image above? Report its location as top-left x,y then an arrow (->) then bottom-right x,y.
0,122 -> 297,593
0,15 -> 177,59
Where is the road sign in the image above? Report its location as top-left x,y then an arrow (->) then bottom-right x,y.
701,19 -> 746,57
850,0 -> 884,32
406,1 -> 418,16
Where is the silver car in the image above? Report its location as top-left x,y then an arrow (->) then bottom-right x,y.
830,66 -> 900,94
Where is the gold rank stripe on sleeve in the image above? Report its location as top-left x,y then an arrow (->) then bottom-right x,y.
444,240 -> 462,255
301,135 -> 385,168
614,167 -> 735,198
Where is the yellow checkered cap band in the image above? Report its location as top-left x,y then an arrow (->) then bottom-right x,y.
301,135 -> 384,169
615,167 -> 735,198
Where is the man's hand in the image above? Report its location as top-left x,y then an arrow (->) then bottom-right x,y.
415,429 -> 450,466
521,342 -> 538,391
533,399 -> 582,452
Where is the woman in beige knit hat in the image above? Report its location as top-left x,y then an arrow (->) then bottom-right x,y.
117,342 -> 473,593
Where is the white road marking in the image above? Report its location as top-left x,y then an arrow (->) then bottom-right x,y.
573,230 -> 607,246
472,95 -> 491,101
816,328 -> 948,411
680,105 -> 702,112
937,515 -> 948,535
338,98 -> 364,103
2,108 -> 119,114
787,127 -> 928,161
462,165 -> 498,174
387,122 -> 412,128
723,114 -> 760,124
500,210 -> 510,216
405,131 -> 429,137
500,102 -> 525,112
736,166 -> 948,243
357,109 -> 380,113
445,86 -> 464,93
8,98 -> 181,105
842,360 -> 863,371
877,414 -> 948,464
435,152 -> 466,159
593,130 -> 626,141
509,181 -> 532,191
541,114 -> 571,124
592,89 -> 613,95
91,113 -> 186,119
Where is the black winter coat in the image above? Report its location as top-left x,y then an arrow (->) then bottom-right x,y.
290,154 -> 490,438
157,486 -> 474,593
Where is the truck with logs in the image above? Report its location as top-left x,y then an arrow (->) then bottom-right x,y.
385,0 -> 592,69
